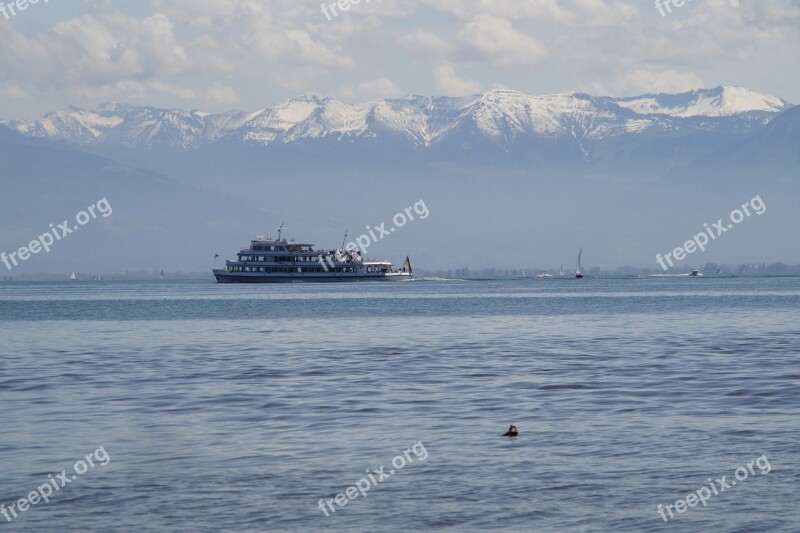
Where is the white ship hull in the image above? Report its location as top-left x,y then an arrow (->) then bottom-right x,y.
213,270 -> 412,283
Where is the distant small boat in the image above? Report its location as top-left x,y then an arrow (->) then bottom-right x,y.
690,269 -> 702,277
70,272 -> 77,281
559,264 -> 565,277
575,249 -> 584,279
160,270 -> 165,280
537,272 -> 552,278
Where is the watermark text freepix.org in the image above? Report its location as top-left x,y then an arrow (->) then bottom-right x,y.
656,454 -> 771,522
656,195 -> 765,271
318,441 -> 427,516
0,0 -> 49,21
318,199 -> 428,271
321,0 -> 371,21
655,0 -> 694,17
1,198 -> 113,271
1,447 -> 111,522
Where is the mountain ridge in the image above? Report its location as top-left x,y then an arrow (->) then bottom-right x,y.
3,86 -> 790,152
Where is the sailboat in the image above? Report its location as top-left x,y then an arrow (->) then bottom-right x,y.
160,270 -> 165,280
70,272 -> 77,281
575,249 -> 584,279
559,264 -> 565,277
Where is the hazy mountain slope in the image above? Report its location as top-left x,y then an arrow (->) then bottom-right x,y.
0,127 -> 270,274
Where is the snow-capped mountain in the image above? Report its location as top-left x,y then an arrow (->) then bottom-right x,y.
613,86 -> 789,118
2,86 -> 790,151
4,103 -> 131,145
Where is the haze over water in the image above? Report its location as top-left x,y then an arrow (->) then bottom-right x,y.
1,276 -> 799,531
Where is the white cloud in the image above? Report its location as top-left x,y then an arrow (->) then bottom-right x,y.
0,11 -> 192,91
1,84 -> 32,100
396,28 -> 453,55
0,1 -> 356,100
205,82 -> 240,106
616,69 -> 706,95
149,81 -> 199,99
417,0 -> 636,27
340,78 -> 405,101
72,80 -> 149,100
71,80 -> 199,101
433,63 -> 482,96
456,14 -> 547,67
1,0 -> 799,116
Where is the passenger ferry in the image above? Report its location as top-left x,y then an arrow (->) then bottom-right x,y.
213,226 -> 412,283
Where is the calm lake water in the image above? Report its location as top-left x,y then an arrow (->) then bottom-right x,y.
1,276 -> 799,532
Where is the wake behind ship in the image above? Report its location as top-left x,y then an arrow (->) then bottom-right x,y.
213,230 -> 412,283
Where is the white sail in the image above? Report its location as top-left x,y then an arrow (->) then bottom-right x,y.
576,249 -> 583,275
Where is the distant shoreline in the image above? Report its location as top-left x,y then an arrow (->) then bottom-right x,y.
4,263 -> 800,282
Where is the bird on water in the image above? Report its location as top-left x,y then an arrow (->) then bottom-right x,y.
502,425 -> 518,437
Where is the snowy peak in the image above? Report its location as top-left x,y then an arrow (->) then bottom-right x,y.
3,105 -> 126,144
466,90 -> 638,141
613,86 -> 790,118
92,106 -> 210,149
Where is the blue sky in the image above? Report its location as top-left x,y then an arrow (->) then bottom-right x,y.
1,0 -> 799,118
